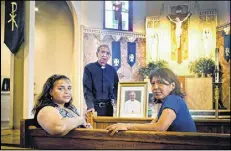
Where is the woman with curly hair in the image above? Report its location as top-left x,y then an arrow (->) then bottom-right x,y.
32,74 -> 91,136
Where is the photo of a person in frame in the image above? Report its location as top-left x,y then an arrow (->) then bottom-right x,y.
124,91 -> 141,114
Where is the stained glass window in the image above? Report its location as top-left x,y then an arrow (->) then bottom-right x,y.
104,1 -> 132,31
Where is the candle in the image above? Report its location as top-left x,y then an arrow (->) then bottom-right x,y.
215,48 -> 219,83
215,48 -> 219,69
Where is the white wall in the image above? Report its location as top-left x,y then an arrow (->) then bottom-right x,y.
146,1 -> 165,16
216,1 -> 230,25
80,1 -> 103,29
133,1 -> 147,33
34,1 -> 74,93
1,2 -> 11,78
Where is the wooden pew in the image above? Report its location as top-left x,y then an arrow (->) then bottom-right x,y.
20,119 -> 230,149
87,112 -> 230,133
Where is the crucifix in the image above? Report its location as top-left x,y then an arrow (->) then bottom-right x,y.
167,12 -> 191,63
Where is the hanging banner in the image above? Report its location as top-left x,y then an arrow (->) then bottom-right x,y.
127,42 -> 136,67
4,1 -> 24,54
112,41 -> 121,71
222,32 -> 230,62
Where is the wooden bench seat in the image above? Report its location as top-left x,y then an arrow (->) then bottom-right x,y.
20,119 -> 230,149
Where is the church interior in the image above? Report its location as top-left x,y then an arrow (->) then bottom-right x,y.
1,1 -> 230,149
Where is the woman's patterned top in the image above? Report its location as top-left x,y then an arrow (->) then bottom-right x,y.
34,99 -> 81,127
56,104 -> 80,118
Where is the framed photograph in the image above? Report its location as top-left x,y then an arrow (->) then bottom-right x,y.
116,82 -> 148,118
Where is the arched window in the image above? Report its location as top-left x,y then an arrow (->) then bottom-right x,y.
104,1 -> 133,31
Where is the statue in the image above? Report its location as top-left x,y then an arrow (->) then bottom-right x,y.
167,13 -> 192,48
202,28 -> 212,57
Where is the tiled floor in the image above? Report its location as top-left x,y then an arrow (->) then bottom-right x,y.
1,145 -> 31,150
1,129 -> 20,146
1,129 -> 32,150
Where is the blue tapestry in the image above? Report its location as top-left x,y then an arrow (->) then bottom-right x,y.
4,1 -> 24,54
127,42 -> 136,67
222,32 -> 230,62
112,41 -> 121,71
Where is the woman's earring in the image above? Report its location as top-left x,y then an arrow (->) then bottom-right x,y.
171,84 -> 175,91
51,96 -> 53,100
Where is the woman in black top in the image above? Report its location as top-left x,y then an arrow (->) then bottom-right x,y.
32,74 -> 91,136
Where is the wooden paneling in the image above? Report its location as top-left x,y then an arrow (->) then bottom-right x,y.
87,113 -> 230,134
28,132 -> 229,149
184,77 -> 213,109
100,118 -> 229,134
216,25 -> 230,109
178,76 -> 186,93
194,119 -> 230,133
20,119 -> 230,149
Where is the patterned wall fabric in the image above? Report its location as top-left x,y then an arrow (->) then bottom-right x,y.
216,26 -> 230,109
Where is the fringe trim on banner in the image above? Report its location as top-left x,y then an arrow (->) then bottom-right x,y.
83,27 -> 145,42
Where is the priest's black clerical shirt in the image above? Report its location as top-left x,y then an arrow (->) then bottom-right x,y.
83,61 -> 119,109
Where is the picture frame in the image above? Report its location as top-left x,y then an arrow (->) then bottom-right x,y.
148,92 -> 154,117
116,81 -> 148,118
147,92 -> 162,118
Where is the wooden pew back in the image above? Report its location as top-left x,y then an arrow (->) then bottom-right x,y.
20,118 -> 230,149
87,112 -> 230,133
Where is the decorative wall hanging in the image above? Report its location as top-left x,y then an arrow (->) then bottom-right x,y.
95,33 -> 106,41
199,9 -> 217,58
111,35 -> 122,41
4,1 -> 24,54
126,36 -> 137,43
146,16 -> 160,64
216,22 -> 230,110
222,27 -> 230,62
112,41 -> 121,71
84,28 -> 145,43
127,42 -> 136,67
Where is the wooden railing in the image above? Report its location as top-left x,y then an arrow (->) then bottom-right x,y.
87,112 -> 230,133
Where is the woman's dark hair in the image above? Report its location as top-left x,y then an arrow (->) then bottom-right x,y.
149,68 -> 185,98
32,74 -> 72,114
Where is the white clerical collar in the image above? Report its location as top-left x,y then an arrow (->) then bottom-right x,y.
101,66 -> 105,69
